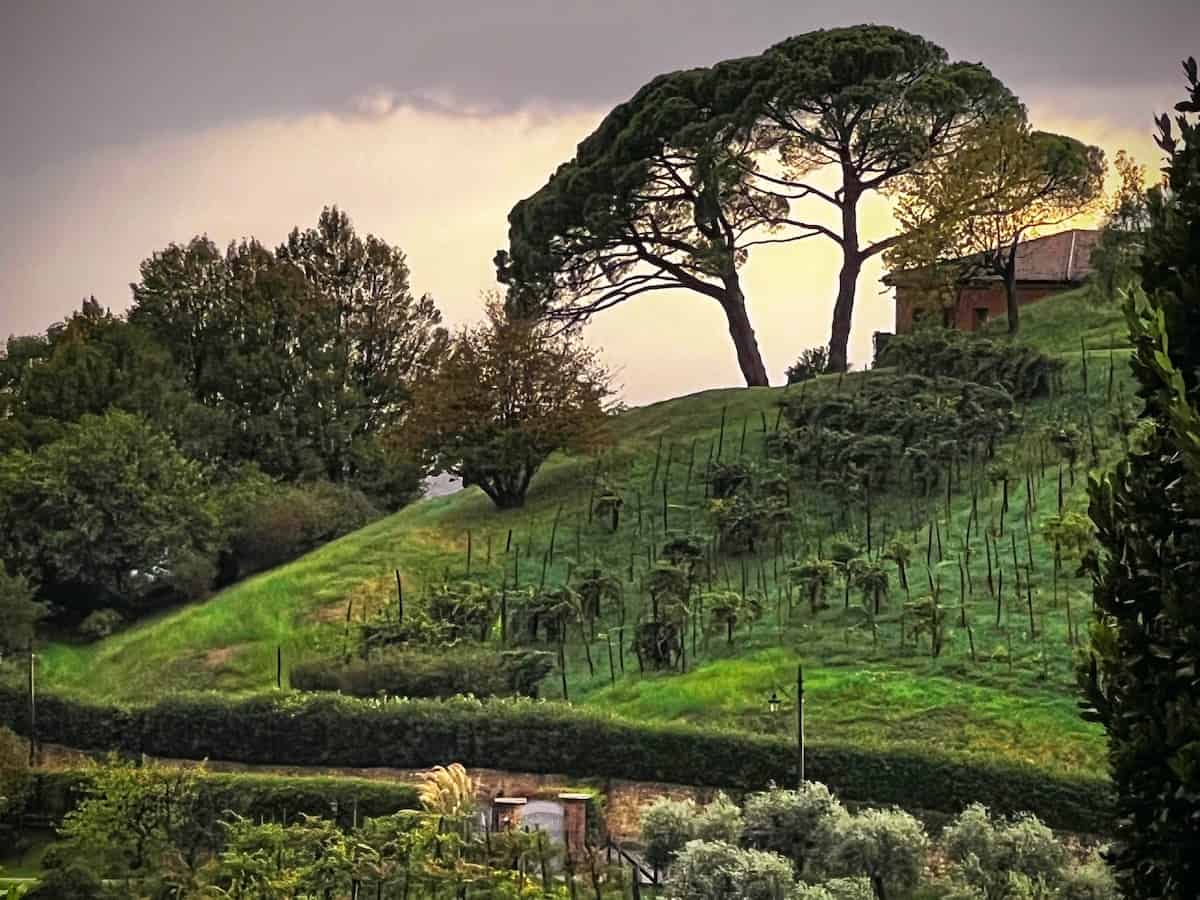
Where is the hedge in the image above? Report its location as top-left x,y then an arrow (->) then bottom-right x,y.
10,768 -> 420,829
292,648 -> 555,699
0,688 -> 1113,833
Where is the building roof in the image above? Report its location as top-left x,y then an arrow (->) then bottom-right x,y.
1010,229 -> 1099,282
884,228 -> 1100,286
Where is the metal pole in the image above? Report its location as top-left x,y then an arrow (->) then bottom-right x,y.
28,639 -> 37,767
797,664 -> 805,786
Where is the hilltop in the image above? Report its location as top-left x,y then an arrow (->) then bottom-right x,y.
38,288 -> 1130,784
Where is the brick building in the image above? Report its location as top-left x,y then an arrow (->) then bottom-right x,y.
889,229 -> 1099,333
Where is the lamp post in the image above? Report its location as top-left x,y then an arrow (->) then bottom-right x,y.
767,664 -> 806,788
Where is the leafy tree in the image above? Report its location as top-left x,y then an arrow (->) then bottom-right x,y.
830,809 -> 929,900
941,804 -> 1066,900
57,757 -> 210,894
0,561 -> 44,654
743,25 -> 1016,370
0,410 -> 218,616
641,797 -> 698,871
694,793 -> 744,845
1080,58 -> 1200,900
131,210 -> 445,503
1089,149 -> 1153,300
404,301 -> 611,509
663,840 -> 795,900
889,113 -> 1105,334
0,299 -> 216,458
742,783 -> 847,878
498,68 -> 788,387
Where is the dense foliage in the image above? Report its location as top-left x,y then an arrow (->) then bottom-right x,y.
404,301 -> 611,508
291,648 -> 555,699
0,208 -> 441,631
500,24 -> 1016,379
644,784 -> 1114,900
1080,58 -> 1200,899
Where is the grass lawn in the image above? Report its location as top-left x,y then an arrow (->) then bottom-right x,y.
34,289 -> 1128,784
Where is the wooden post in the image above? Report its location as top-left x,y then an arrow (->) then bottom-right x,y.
395,569 -> 404,622
276,645 -> 282,689
796,664 -> 805,786
27,639 -> 36,767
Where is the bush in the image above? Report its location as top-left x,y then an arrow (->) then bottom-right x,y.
742,783 -> 847,878
786,347 -> 832,384
941,804 -> 1067,900
641,797 -> 698,871
694,792 -> 743,845
792,880 -> 874,900
291,648 -> 555,699
10,767 -> 419,830
77,608 -> 124,641
875,329 -> 1060,401
229,480 -> 379,573
0,688 -> 1113,833
663,840 -> 794,900
23,863 -> 104,900
0,724 -> 30,821
829,808 -> 928,900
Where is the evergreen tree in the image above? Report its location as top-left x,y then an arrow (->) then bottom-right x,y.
1081,57 -> 1200,899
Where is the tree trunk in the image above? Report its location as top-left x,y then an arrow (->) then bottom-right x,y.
1003,238 -> 1021,334
1004,273 -> 1020,334
720,282 -> 770,387
828,184 -> 863,373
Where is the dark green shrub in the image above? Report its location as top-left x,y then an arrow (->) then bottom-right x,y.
875,328 -> 1061,401
786,347 -> 832,384
291,648 -> 554,699
24,862 -> 104,900
0,687 -> 1112,834
229,481 -> 379,573
14,768 -> 419,829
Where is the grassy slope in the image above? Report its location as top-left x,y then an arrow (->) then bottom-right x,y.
40,289 -> 1129,781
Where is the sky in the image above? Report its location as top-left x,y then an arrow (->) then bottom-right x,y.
1,1 -> 1195,405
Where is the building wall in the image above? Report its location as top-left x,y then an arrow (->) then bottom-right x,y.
895,283 -> 1072,334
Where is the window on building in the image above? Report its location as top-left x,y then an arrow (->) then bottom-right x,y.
973,307 -> 990,329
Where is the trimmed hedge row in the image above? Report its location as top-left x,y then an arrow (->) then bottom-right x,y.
0,688 -> 1113,833
292,648 -> 556,699
12,768 -> 420,828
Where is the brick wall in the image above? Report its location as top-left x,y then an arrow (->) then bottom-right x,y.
896,282 -> 1071,334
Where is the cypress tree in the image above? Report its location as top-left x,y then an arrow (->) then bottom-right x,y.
1081,58 -> 1200,899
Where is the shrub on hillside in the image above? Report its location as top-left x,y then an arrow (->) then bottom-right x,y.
290,648 -> 555,699
228,480 -> 379,573
785,347 -> 832,384
77,608 -> 124,641
875,328 -> 1060,401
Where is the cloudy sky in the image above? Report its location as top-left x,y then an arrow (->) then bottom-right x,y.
1,1 -> 1195,404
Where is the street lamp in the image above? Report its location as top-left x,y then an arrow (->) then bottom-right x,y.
765,665 -> 805,787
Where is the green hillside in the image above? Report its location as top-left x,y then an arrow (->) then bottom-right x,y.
39,288 -> 1130,782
